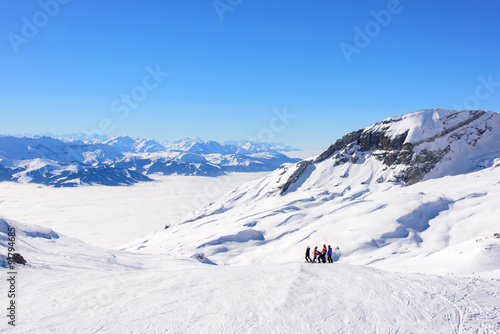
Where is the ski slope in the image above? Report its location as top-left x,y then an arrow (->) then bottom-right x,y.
4,239 -> 500,334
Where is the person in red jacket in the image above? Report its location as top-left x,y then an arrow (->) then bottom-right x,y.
321,244 -> 327,263
313,246 -> 320,263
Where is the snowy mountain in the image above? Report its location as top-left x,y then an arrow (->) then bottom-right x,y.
128,109 -> 500,277
270,108 -> 500,195
0,136 -> 122,163
163,137 -> 299,155
163,137 -> 231,154
224,139 -> 299,154
0,136 -> 149,186
104,136 -> 167,153
0,135 -> 299,186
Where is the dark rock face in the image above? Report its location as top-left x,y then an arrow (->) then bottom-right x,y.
277,160 -> 313,195
11,253 -> 27,265
395,146 -> 451,185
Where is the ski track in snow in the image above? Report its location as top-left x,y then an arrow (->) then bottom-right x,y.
4,258 -> 499,334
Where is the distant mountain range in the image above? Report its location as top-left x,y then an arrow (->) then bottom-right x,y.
0,136 -> 300,187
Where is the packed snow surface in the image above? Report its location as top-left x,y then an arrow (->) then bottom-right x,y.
6,256 -> 500,333
1,214 -> 499,333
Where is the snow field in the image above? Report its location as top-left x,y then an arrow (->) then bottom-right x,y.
129,162 -> 500,278
6,257 -> 499,333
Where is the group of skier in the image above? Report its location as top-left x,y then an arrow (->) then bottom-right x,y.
305,245 -> 335,263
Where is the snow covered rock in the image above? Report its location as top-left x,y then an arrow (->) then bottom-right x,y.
0,217 -> 134,269
190,252 -> 217,265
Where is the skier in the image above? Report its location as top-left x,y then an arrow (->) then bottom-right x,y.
305,246 -> 312,263
313,246 -> 320,263
327,245 -> 333,263
321,244 -> 327,263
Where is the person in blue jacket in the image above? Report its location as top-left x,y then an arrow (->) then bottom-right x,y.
327,245 -> 333,263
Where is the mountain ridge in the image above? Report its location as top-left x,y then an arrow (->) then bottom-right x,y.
0,135 -> 300,186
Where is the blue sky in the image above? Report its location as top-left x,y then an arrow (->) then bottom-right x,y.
1,0 -> 499,150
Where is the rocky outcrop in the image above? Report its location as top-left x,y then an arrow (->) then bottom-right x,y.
277,160 -> 314,195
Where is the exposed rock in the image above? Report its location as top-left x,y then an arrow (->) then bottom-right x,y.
11,253 -> 27,265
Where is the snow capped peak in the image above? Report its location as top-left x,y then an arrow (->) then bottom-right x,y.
104,136 -> 166,153
364,108 -> 493,145
0,136 -> 123,162
299,108 -> 500,187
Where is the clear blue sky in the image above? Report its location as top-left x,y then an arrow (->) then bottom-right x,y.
1,0 -> 499,150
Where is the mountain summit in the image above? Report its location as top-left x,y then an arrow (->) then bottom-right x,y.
272,108 -> 500,195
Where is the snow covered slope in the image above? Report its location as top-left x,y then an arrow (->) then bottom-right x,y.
0,136 -> 122,163
1,217 -> 499,333
128,109 -> 500,277
0,218 -> 128,270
